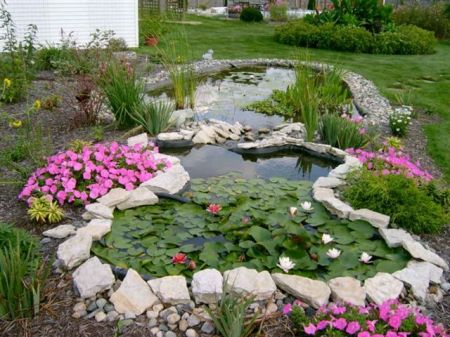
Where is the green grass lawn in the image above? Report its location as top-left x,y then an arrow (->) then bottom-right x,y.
138,16 -> 450,182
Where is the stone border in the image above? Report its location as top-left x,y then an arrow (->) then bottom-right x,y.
144,58 -> 393,126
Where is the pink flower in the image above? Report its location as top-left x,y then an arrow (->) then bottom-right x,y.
333,318 -> 347,330
346,321 -> 361,334
172,253 -> 187,264
332,305 -> 346,315
366,320 -> 377,332
317,320 -> 330,330
304,323 -> 317,335
206,203 -> 222,215
389,315 -> 403,330
359,128 -> 366,135
282,303 -> 292,315
358,332 -> 371,337
387,331 -> 399,337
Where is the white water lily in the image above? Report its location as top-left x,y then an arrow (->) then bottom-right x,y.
321,233 -> 334,245
277,256 -> 296,273
326,248 -> 341,259
359,252 -> 373,264
301,201 -> 313,212
289,207 -> 298,217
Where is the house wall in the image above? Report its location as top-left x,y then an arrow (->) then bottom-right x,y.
0,0 -> 139,49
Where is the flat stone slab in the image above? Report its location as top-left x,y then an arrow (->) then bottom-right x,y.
224,267 -> 276,301
379,228 -> 414,248
328,163 -> 356,179
43,224 -> 76,239
110,269 -> 159,315
349,209 -> 389,228
313,187 -> 335,202
192,269 -> 223,304
272,273 -> 330,308
57,232 -> 92,269
321,197 -> 354,218
157,132 -> 185,141
363,272 -> 404,305
117,187 -> 158,210
402,240 -> 449,271
301,142 -> 331,154
127,133 -> 149,147
312,177 -> 344,189
85,203 -> 114,219
148,276 -> 191,305
328,276 -> 366,306
141,164 -> 190,195
73,257 -> 115,298
97,188 -> 131,207
77,219 -> 112,241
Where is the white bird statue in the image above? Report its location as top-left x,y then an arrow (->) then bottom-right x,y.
202,49 -> 214,60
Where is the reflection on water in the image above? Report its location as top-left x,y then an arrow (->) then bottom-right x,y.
163,145 -> 337,181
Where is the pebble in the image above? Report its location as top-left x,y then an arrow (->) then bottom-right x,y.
160,307 -> 178,320
150,327 -> 160,336
85,308 -> 102,319
147,310 -> 159,319
165,332 -> 177,337
187,314 -> 201,327
40,238 -> 52,244
179,319 -> 188,332
201,321 -> 215,334
124,311 -> 136,319
72,310 -> 87,319
73,302 -> 87,312
156,332 -> 164,337
167,313 -> 181,324
153,304 -> 164,313
104,303 -> 115,312
266,302 -> 278,314
120,319 -> 134,327
96,298 -> 107,309
243,125 -> 252,132
159,323 -> 169,332
182,312 -> 190,320
258,127 -> 270,134
95,311 -> 107,322
87,301 -> 98,312
148,318 -> 158,328
186,328 -> 198,337
107,311 -> 119,321
167,324 -> 177,331
441,282 -> 450,292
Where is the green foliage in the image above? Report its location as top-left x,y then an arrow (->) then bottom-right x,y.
131,100 -> 174,136
389,109 -> 411,137
319,114 -> 369,149
139,14 -> 168,45
240,7 -> 263,22
0,223 -> 49,320
274,20 -> 436,55
269,3 -> 288,22
393,3 -> 450,39
27,196 -> 64,224
68,139 -> 93,153
92,174 -> 409,279
99,61 -> 144,128
206,292 -> 258,337
343,169 -> 448,234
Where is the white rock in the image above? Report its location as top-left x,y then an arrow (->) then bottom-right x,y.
328,163 -> 355,179
180,129 -> 195,140
312,187 -> 335,202
364,272 -> 404,305
393,265 -> 432,301
95,311 -> 107,322
43,224 -> 76,239
277,122 -> 306,135
186,328 -> 198,337
192,130 -> 215,144
349,209 -> 390,228
229,133 -> 241,141
73,257 -> 115,298
379,228 -> 414,248
214,126 -> 231,139
153,153 -> 181,166
116,187 -> 158,210
192,269 -> 223,304
110,269 -> 159,315
56,233 -> 92,269
127,133 -> 149,147
344,155 -> 362,168
321,197 -> 354,218
78,219 -> 112,241
302,142 -> 331,154
329,147 -> 348,159
328,277 -> 366,306
272,273 -> 330,309
97,188 -> 131,207
157,132 -> 185,141
81,211 -> 95,221
407,260 -> 443,284
224,267 -> 276,301
148,275 -> 191,305
85,203 -> 114,219
402,240 -> 449,271
170,109 -> 195,127
312,177 -> 344,189
141,164 -> 190,195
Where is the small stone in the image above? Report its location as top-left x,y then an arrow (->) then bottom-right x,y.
258,127 -> 270,134
43,224 -> 76,239
40,238 -> 52,244
95,311 -> 107,322
243,125 -> 252,132
187,314 -> 201,327
124,311 -> 136,319
97,188 -> 131,207
182,312 -> 190,320
87,301 -> 98,312
160,307 -> 178,320
266,302 -> 278,314
73,302 -> 87,312
186,328 -> 198,337
141,164 -> 190,195
157,132 -> 185,141
117,187 -> 158,210
148,318 -> 158,327
85,203 -> 114,219
364,272 -> 404,305
72,310 -> 87,318
120,319 -> 134,327
244,133 -> 255,142
104,303 -> 115,312
96,298 -> 107,309
127,133 -> 148,147
107,310 -> 119,321
328,277 -> 366,306
150,327 -> 160,336
148,276 -> 191,305
201,321 -> 215,334
159,323 -> 169,331
167,313 -> 181,324
153,304 -> 164,313
147,310 -> 159,319
165,332 -> 177,337
179,319 -> 188,332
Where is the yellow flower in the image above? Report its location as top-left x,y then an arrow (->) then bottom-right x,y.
33,100 -> 41,110
3,78 -> 11,88
9,119 -> 22,128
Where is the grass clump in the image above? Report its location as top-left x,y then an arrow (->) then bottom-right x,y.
131,100 -> 174,136
319,114 -> 369,150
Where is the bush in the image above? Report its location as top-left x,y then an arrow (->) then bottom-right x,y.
393,3 -> 450,39
343,168 -> 448,234
240,7 -> 263,22
275,20 -> 436,54
269,2 -> 288,22
319,114 -> 369,149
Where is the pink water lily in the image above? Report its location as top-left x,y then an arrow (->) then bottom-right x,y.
206,203 -> 222,215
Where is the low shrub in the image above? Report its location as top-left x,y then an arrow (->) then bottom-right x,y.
19,142 -> 171,205
319,114 -> 369,150
240,7 -> 263,22
288,299 -> 448,336
393,2 -> 450,39
343,168 -> 448,234
28,195 -> 64,224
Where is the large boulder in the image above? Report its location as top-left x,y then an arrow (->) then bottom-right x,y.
224,267 -> 276,301
363,272 -> 404,305
127,133 -> 149,147
73,257 -> 115,298
148,275 -> 191,305
328,277 -> 366,306
192,269 -> 223,304
141,164 -> 190,195
116,187 -> 158,210
272,273 -> 330,308
97,188 -> 131,207
56,232 -> 92,269
110,269 -> 159,315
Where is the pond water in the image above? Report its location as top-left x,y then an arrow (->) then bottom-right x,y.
163,145 -> 337,181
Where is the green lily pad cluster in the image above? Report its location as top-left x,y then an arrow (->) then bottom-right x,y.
91,174 -> 409,280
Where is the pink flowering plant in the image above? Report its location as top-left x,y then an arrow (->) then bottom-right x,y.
289,300 -> 449,337
347,147 -> 432,182
19,142 -> 171,205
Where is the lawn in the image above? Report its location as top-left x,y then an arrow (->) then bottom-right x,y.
138,15 -> 450,182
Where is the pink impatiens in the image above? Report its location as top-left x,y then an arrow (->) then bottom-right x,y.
19,142 -> 171,205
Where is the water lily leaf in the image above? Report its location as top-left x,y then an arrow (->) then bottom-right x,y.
348,220 -> 377,239
375,260 -> 408,273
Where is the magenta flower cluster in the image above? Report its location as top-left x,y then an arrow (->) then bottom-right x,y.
19,142 -> 171,205
347,147 -> 433,181
288,300 -> 448,337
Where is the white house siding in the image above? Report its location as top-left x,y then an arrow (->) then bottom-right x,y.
0,0 -> 139,49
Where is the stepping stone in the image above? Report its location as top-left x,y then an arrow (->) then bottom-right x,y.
224,267 -> 276,301
363,272 -> 404,305
73,257 -> 115,298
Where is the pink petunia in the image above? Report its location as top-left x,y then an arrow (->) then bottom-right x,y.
346,321 -> 361,335
304,323 -> 317,335
333,318 -> 347,330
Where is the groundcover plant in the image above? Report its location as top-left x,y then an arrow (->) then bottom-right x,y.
92,174 -> 409,279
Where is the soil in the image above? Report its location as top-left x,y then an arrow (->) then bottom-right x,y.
0,75 -> 448,336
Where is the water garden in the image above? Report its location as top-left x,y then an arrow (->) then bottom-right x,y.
1,1 -> 450,337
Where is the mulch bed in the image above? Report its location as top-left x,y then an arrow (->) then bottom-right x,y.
0,75 -> 448,337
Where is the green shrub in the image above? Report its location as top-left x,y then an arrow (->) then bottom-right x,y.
393,3 -> 450,39
0,223 -> 49,320
319,114 -> 369,149
324,25 -> 374,53
240,7 -> 263,22
343,169 -> 448,234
